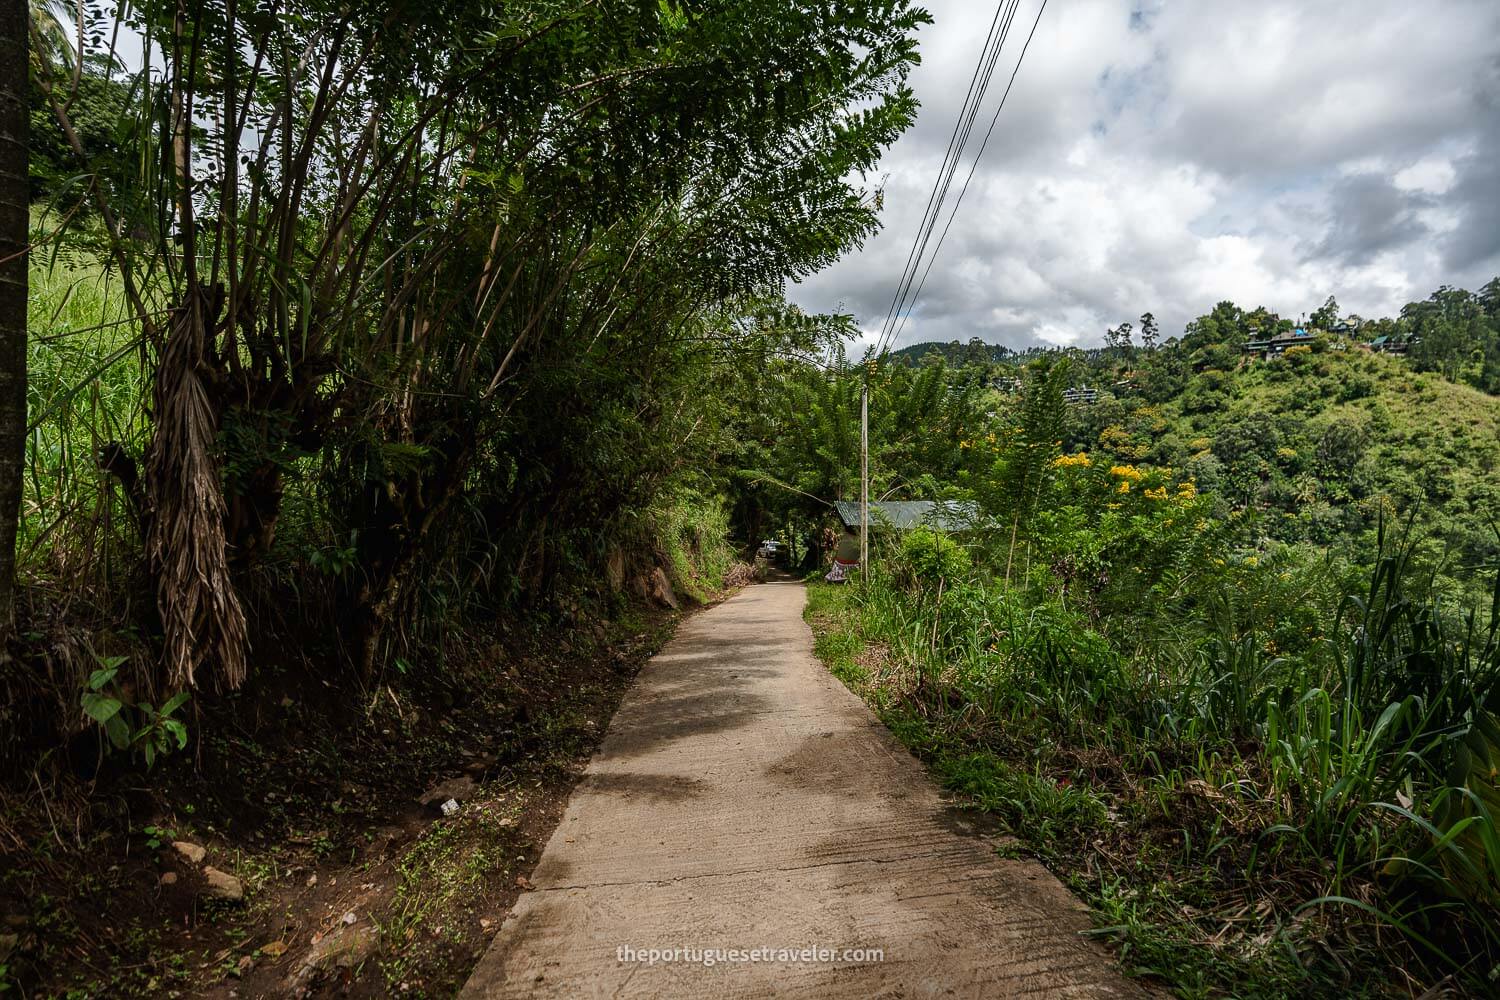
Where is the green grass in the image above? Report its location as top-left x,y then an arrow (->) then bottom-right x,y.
803,550 -> 1500,998
382,807 -> 518,957
24,239 -> 148,561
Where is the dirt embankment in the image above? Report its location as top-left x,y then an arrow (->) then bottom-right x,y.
0,588 -> 710,999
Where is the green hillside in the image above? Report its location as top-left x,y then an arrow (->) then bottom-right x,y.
892,338 -> 1019,365
1068,345 -> 1500,597
778,334 -> 1500,996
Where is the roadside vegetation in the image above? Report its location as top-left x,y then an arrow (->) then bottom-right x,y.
799,332 -> 1500,996
4,2 -> 926,994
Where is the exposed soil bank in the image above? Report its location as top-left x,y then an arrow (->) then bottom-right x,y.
0,597 -> 698,998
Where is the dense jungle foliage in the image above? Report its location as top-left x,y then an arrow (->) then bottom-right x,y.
6,2 -> 935,992
792,306 -> 1500,996
7,0 -> 928,767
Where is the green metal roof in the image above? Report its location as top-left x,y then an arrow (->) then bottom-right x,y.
832,500 -> 984,532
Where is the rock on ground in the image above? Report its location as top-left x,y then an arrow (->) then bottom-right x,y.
419,775 -> 478,807
201,867 -> 244,901
172,841 -> 206,865
290,923 -> 380,990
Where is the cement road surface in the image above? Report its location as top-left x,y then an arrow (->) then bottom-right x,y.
460,580 -> 1152,998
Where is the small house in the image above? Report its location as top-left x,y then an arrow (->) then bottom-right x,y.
1242,327 -> 1316,360
1369,334 -> 1415,355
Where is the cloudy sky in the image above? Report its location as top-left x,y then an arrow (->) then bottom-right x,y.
785,0 -> 1500,350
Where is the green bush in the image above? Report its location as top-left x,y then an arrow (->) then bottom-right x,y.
900,528 -> 970,585
809,510 -> 1500,995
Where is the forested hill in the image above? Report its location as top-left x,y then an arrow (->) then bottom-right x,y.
893,339 -> 1020,365
1071,344 -> 1499,595
774,296 -> 1500,996
895,280 -> 1500,394
878,288 -> 1500,598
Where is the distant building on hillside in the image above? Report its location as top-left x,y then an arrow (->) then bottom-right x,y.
989,376 -> 1023,394
1242,327 -> 1316,359
1366,334 -> 1417,354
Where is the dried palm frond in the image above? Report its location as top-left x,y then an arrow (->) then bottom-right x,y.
144,286 -> 247,691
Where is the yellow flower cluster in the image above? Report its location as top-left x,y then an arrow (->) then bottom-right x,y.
1143,486 -> 1169,501
1116,480 -> 1131,494
1109,464 -> 1145,482
1176,481 -> 1198,500
1053,451 -> 1092,468
961,433 -> 1001,453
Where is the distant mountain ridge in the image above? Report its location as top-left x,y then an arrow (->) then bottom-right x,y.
890,340 -> 1020,365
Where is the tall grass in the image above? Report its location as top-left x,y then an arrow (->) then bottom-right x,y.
808,525 -> 1500,994
25,246 -> 147,567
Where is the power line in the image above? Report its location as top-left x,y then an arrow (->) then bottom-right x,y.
888,0 -> 1051,349
876,0 -> 1050,359
871,0 -> 1013,355
873,0 -> 1024,359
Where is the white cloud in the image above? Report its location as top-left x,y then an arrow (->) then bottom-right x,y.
1394,158 -> 1457,195
788,0 -> 1500,349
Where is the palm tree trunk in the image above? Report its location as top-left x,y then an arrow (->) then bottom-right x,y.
0,4 -> 30,632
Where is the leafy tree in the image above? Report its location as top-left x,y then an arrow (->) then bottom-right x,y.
31,0 -> 932,687
1403,285 -> 1499,392
1480,277 -> 1500,320
28,52 -> 135,204
1312,412 -> 1370,478
1139,311 -> 1159,351
1105,320 -> 1134,358
984,356 -> 1070,581
1310,295 -> 1339,330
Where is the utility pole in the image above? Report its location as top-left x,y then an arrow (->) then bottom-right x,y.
860,376 -> 869,576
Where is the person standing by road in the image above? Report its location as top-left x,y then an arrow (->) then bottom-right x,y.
825,524 -> 861,583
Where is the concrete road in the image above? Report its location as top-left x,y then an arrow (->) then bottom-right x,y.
459,581 -> 1151,998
